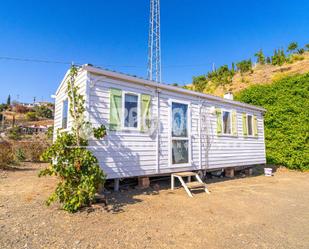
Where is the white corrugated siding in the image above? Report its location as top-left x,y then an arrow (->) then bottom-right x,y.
85,72 -> 266,179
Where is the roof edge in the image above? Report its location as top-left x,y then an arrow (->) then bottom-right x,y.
83,65 -> 266,112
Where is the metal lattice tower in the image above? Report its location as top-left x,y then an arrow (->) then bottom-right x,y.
147,0 -> 161,82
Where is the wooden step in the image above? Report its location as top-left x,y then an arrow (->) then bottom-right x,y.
186,181 -> 206,189
174,171 -> 197,177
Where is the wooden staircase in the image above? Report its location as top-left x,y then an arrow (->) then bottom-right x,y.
171,172 -> 210,197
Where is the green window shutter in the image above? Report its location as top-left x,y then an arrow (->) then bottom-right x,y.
109,88 -> 122,131
242,113 -> 248,136
216,108 -> 222,135
141,94 -> 151,131
232,111 -> 237,136
253,115 -> 258,137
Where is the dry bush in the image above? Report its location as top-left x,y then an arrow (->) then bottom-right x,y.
13,104 -> 30,113
11,134 -> 51,162
0,140 -> 14,168
25,134 -> 51,162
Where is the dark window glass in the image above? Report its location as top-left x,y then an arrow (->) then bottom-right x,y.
62,99 -> 68,129
247,115 -> 253,136
172,140 -> 189,164
223,111 -> 231,134
124,94 -> 138,128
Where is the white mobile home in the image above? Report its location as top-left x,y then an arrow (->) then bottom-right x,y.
54,65 -> 266,181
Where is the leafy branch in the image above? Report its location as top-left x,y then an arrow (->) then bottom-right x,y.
39,65 -> 106,213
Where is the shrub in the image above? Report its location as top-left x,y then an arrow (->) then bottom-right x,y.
287,42 -> 298,53
39,66 -> 106,213
272,49 -> 286,66
46,126 -> 54,140
26,112 -> 38,121
11,134 -> 51,162
7,127 -> 22,140
0,140 -> 14,168
255,49 -> 265,65
192,75 -> 208,92
235,73 -> 309,171
208,65 -> 235,86
288,54 -> 305,63
236,59 -> 253,74
13,104 -> 30,113
33,106 -> 53,119
15,148 -> 26,162
0,104 -> 8,112
40,132 -> 105,212
297,48 -> 305,55
26,135 -> 51,162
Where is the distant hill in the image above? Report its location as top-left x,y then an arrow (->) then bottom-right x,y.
187,51 -> 309,97
235,73 -> 309,171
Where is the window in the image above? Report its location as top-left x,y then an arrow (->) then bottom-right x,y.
171,102 -> 189,165
222,111 -> 232,135
247,114 -> 253,136
62,99 -> 68,129
124,93 -> 139,128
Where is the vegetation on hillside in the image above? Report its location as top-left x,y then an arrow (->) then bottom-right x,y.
191,41 -> 309,95
235,73 -> 309,171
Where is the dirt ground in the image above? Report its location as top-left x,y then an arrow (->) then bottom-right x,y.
0,163 -> 309,249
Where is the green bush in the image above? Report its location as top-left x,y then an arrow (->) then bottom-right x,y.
7,127 -> 22,140
272,49 -> 286,66
39,132 -> 106,212
236,59 -> 253,74
235,73 -> 309,171
15,148 -> 26,162
39,66 -> 106,213
33,105 -> 53,119
26,112 -> 38,121
46,126 -> 54,140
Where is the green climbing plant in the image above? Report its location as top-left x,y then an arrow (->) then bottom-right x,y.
39,65 -> 106,213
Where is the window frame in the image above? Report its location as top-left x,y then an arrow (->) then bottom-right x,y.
61,98 -> 69,130
221,109 -> 233,135
246,114 -> 254,137
121,91 -> 141,131
169,99 -> 191,167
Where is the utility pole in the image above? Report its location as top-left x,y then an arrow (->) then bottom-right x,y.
147,0 -> 161,83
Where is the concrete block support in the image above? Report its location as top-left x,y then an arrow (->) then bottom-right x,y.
114,179 -> 120,192
138,177 -> 150,189
225,168 -> 235,178
245,168 -> 253,176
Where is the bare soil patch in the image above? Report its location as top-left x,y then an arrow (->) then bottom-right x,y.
1,163 -> 309,249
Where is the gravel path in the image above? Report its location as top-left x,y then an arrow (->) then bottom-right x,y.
1,164 -> 309,249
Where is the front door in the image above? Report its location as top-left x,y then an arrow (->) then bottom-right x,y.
170,100 -> 190,166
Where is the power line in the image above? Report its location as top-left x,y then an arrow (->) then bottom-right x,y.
0,56 -> 143,68
0,55 -> 212,69
0,56 -> 72,65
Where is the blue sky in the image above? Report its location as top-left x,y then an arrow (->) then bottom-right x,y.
0,0 -> 308,103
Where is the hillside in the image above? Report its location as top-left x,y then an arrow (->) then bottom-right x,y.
235,73 -> 309,171
188,51 -> 309,97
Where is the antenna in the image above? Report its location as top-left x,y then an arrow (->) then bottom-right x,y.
147,0 -> 161,82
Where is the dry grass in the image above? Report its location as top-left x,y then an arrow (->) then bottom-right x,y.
188,52 -> 309,97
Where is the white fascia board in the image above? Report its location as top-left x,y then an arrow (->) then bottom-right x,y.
83,65 -> 266,112
55,69 -> 71,96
